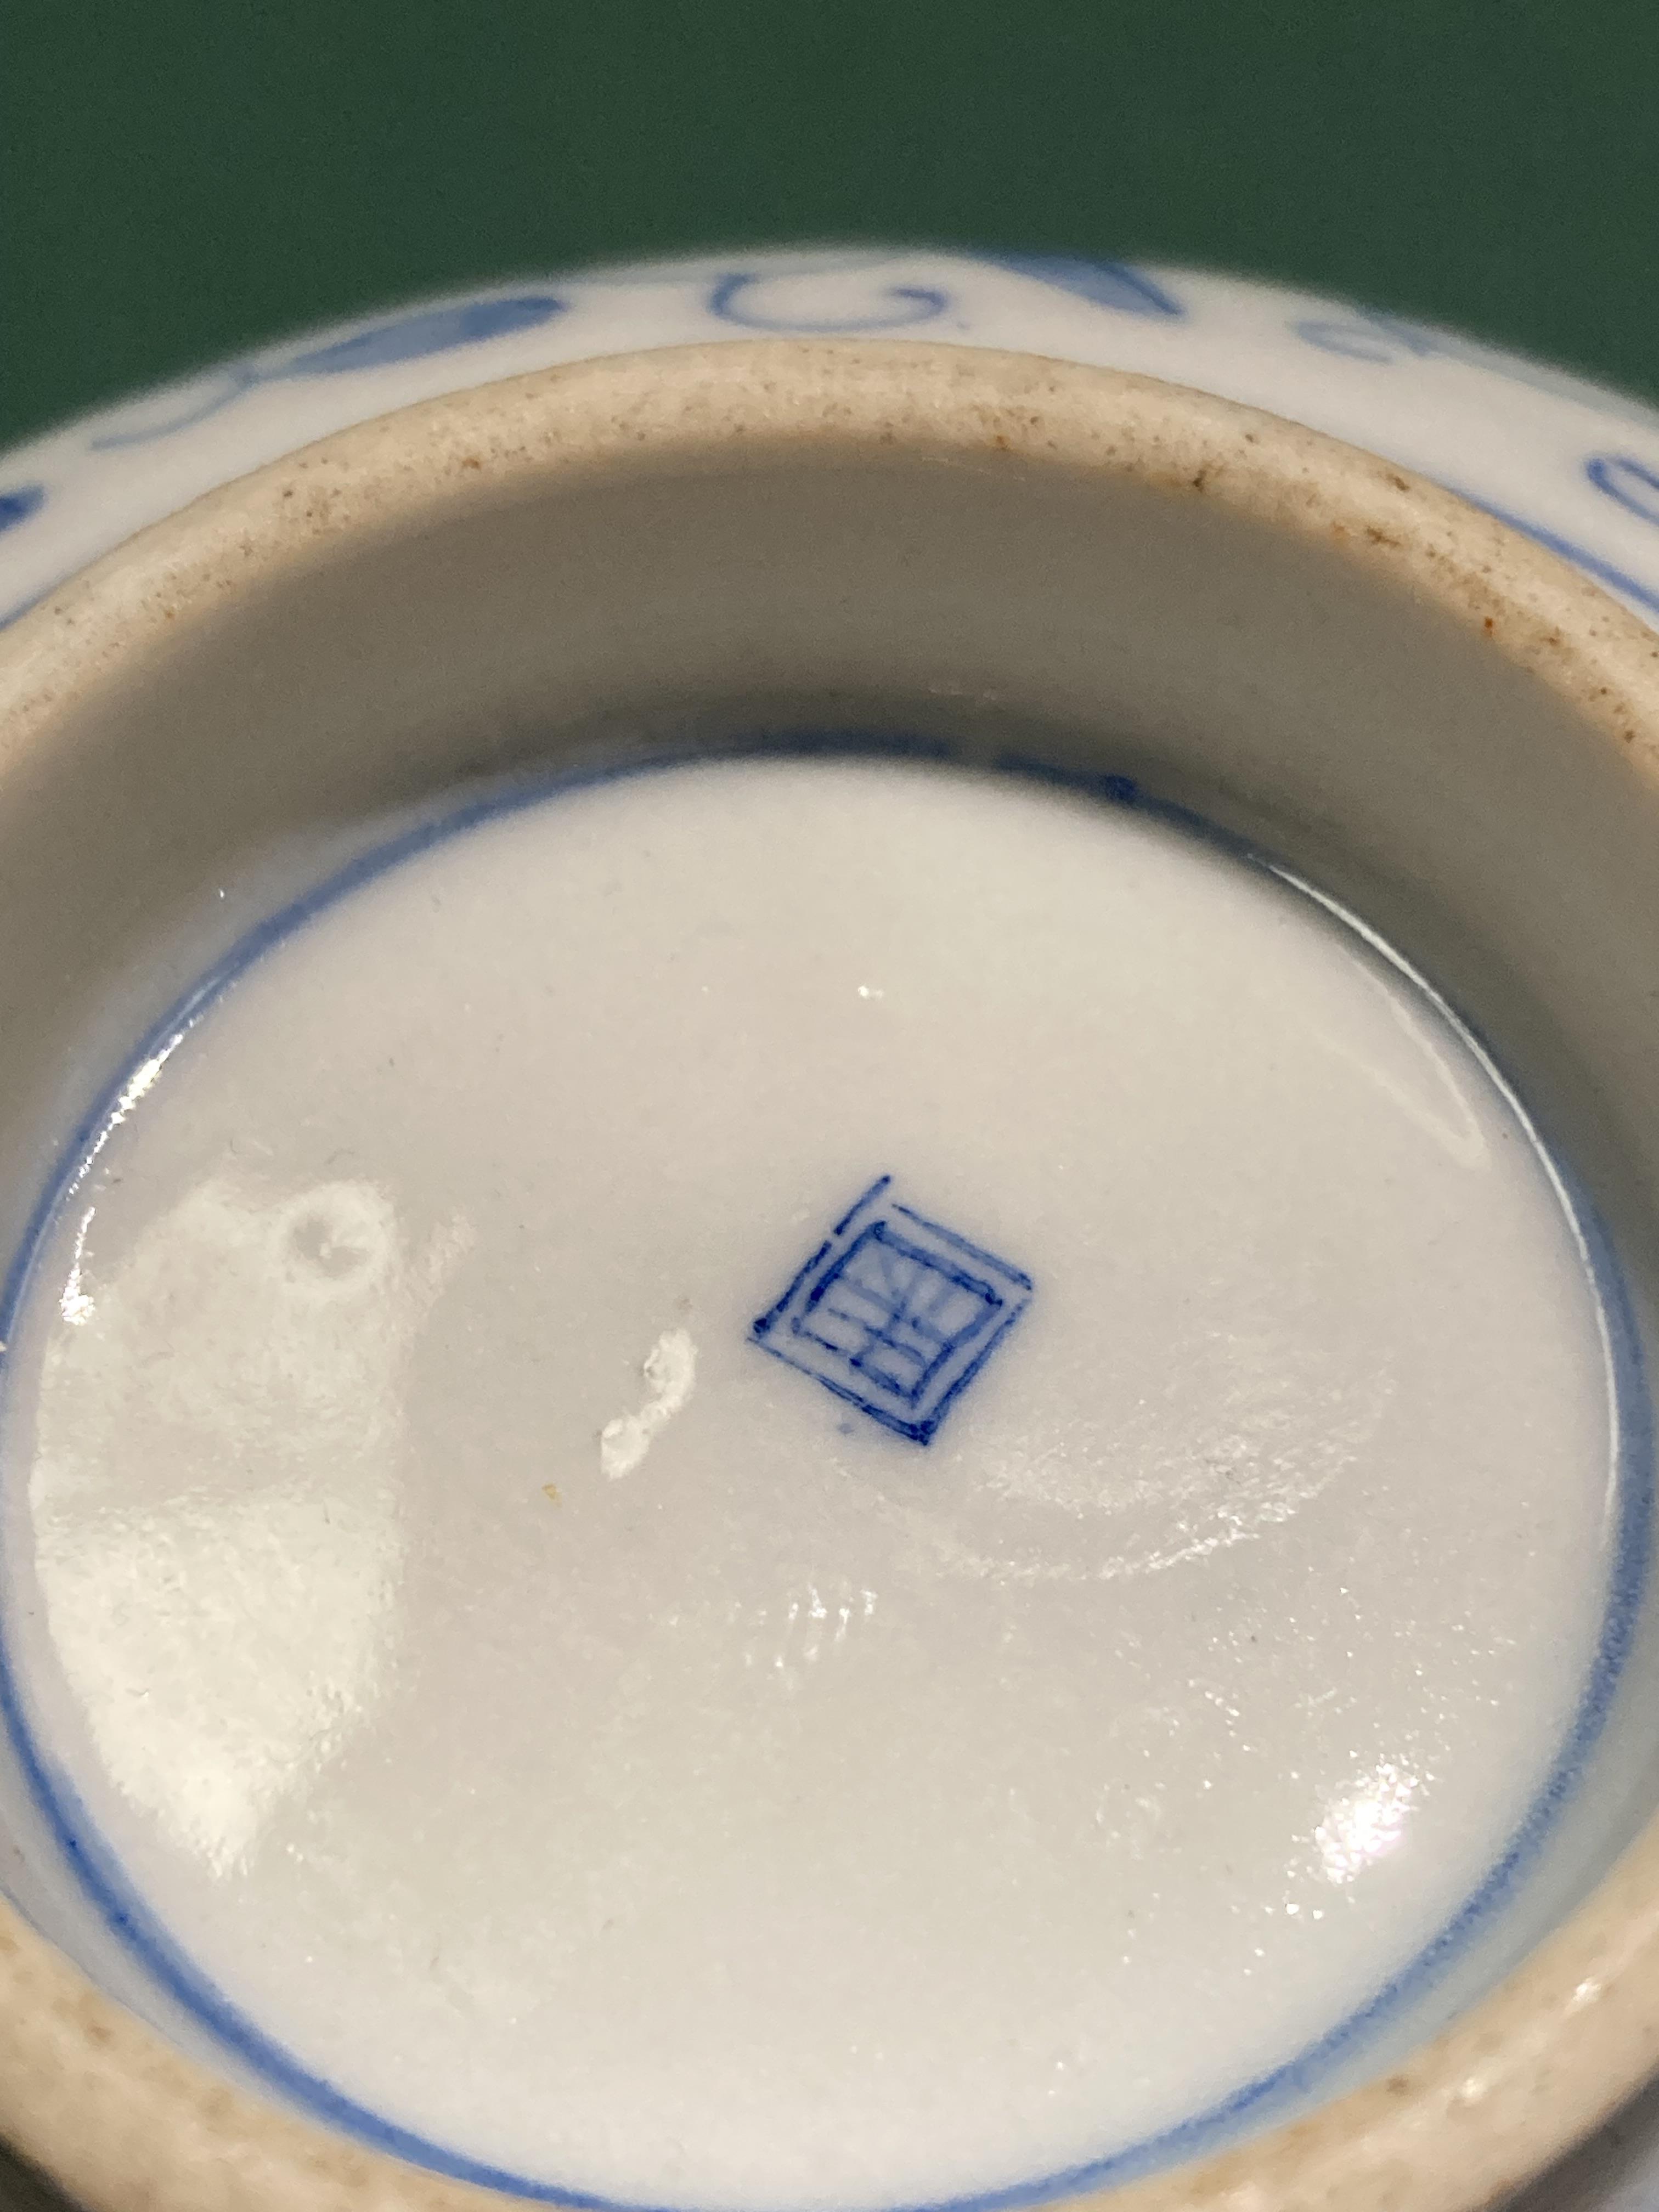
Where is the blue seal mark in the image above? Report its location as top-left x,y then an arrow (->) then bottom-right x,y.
752,1175 -> 1032,1442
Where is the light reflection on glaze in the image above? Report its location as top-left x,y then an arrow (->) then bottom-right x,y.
1314,964 -> 1489,1169
885,1316 -> 1392,1589
58,1207 -> 97,1327
65,1037 -> 185,1203
1315,1762 -> 1423,1884
28,1177 -> 466,1874
599,1327 -> 698,1479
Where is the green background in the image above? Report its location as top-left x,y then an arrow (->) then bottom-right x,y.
7,0 -> 1659,449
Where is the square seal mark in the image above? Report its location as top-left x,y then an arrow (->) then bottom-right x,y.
752,1176 -> 1033,1443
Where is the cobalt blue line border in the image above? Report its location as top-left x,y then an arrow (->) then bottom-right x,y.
887,1203 -> 1036,1295
1447,489 -> 1659,622
0,733 -> 1649,2212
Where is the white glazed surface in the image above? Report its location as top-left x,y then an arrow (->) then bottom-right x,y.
5,253 -> 1659,2212
0,756 -> 1624,2208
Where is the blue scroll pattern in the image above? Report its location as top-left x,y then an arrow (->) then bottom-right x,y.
6,253 -> 1659,636
88,294 -> 568,450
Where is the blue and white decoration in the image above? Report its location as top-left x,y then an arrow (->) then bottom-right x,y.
4,245 -> 1659,634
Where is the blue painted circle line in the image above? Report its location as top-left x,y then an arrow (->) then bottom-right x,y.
0,740 -> 1649,2212
1452,487 -> 1659,621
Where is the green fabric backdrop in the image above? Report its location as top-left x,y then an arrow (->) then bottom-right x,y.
7,0 -> 1659,449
